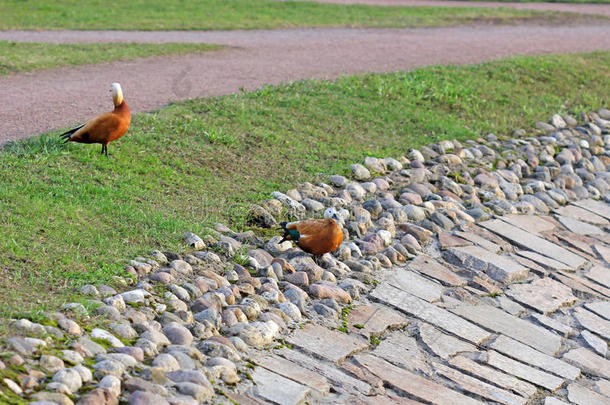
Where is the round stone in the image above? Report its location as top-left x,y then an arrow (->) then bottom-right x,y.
162,322 -> 194,346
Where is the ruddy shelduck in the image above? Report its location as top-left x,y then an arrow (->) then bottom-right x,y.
60,83 -> 131,156
280,208 -> 344,256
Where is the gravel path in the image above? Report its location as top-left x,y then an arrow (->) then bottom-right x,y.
1,23 -> 609,143
294,0 -> 610,17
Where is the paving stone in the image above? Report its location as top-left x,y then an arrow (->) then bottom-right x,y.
363,395 -> 426,405
562,348 -> 610,379
515,250 -> 573,271
418,322 -> 476,360
500,214 -> 556,234
450,355 -> 537,398
555,205 -> 609,226
556,215 -> 605,236
581,330 -> 608,357
452,304 -> 562,355
496,296 -> 526,316
489,335 -> 580,380
251,367 -> 310,405
407,254 -> 466,287
372,283 -> 491,344
277,348 -> 374,395
353,353 -> 484,405
255,354 -> 330,393
438,233 -> 471,250
554,232 -> 597,256
383,268 -> 444,302
454,231 -> 501,253
530,313 -> 575,337
486,351 -> 564,391
593,244 -> 610,264
595,379 -> 610,397
572,199 -> 610,221
432,362 -> 527,405
553,271 -> 610,299
443,245 -> 529,284
585,301 -> 610,321
505,277 -> 577,314
567,383 -> 610,405
347,305 -> 409,338
585,265 -> 610,290
480,219 -> 587,271
544,397 -> 570,405
573,307 -> 610,339
511,254 -> 549,276
286,324 -> 368,363
372,331 -> 431,375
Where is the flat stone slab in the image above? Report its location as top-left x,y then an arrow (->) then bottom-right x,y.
506,277 -> 577,314
408,254 -> 466,287
567,383 -> 610,405
544,397 -> 570,405
433,362 -> 527,405
500,214 -> 556,234
452,304 -> 562,355
372,331 -> 431,375
593,244 -> 610,264
449,356 -> 537,399
585,301 -> 610,320
581,330 -> 607,357
486,351 -> 564,392
556,215 -> 605,236
554,232 -> 597,256
354,354 -> 485,405
553,271 -> 610,299
372,282 -> 491,344
530,313 -> 575,337
585,265 -> 610,289
454,230 -> 501,253
439,232 -> 472,250
572,307 -> 610,339
256,354 -> 331,393
555,205 -> 609,226
515,250 -> 573,271
277,348 -> 374,396
572,199 -> 610,221
443,245 -> 529,284
286,324 -> 368,363
251,367 -> 311,405
480,220 -> 587,271
347,305 -> 409,338
418,322 -> 476,360
489,335 -> 580,380
384,268 -> 444,302
562,348 -> 610,379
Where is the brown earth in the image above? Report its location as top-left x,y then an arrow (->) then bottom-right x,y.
1,23 -> 609,143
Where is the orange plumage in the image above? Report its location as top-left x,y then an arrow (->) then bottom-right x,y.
280,218 -> 343,256
60,83 -> 131,157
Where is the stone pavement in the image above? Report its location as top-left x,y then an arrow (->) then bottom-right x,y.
2,110 -> 609,404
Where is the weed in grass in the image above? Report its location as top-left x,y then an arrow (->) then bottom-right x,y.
0,52 -> 608,332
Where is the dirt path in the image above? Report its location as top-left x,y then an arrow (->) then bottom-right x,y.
293,0 -> 610,17
1,23 -> 609,142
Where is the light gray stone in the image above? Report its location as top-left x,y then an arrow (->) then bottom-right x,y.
91,328 -> 124,348
383,268 -> 443,302
585,265 -> 610,289
373,331 -> 431,375
452,304 -> 562,355
506,277 -> 577,314
480,219 -> 586,270
515,250 -> 572,271
585,301 -> 610,321
372,282 -> 491,344
419,322 -> 476,359
556,215 -> 604,236
530,313 -> 574,336
52,368 -> 82,394
490,335 -> 580,380
581,330 -> 607,357
563,348 -> 610,379
554,205 -> 609,226
567,383 -> 610,405
572,199 -> 610,221
286,324 -> 367,363
573,307 -> 610,340
486,351 -> 564,391
443,245 -> 529,284
252,367 -> 311,405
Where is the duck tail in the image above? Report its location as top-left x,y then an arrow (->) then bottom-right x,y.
59,123 -> 85,143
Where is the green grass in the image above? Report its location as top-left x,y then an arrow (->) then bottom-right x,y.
0,51 -> 608,330
0,0 -> 596,30
0,41 -> 220,76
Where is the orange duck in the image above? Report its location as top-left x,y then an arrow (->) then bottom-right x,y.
280,208 -> 344,256
60,82 -> 131,156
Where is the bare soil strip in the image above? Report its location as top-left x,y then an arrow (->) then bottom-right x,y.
1,24 -> 609,143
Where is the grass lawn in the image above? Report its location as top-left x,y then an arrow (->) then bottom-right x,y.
0,41 -> 220,76
0,51 -> 609,329
0,0 -> 597,30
